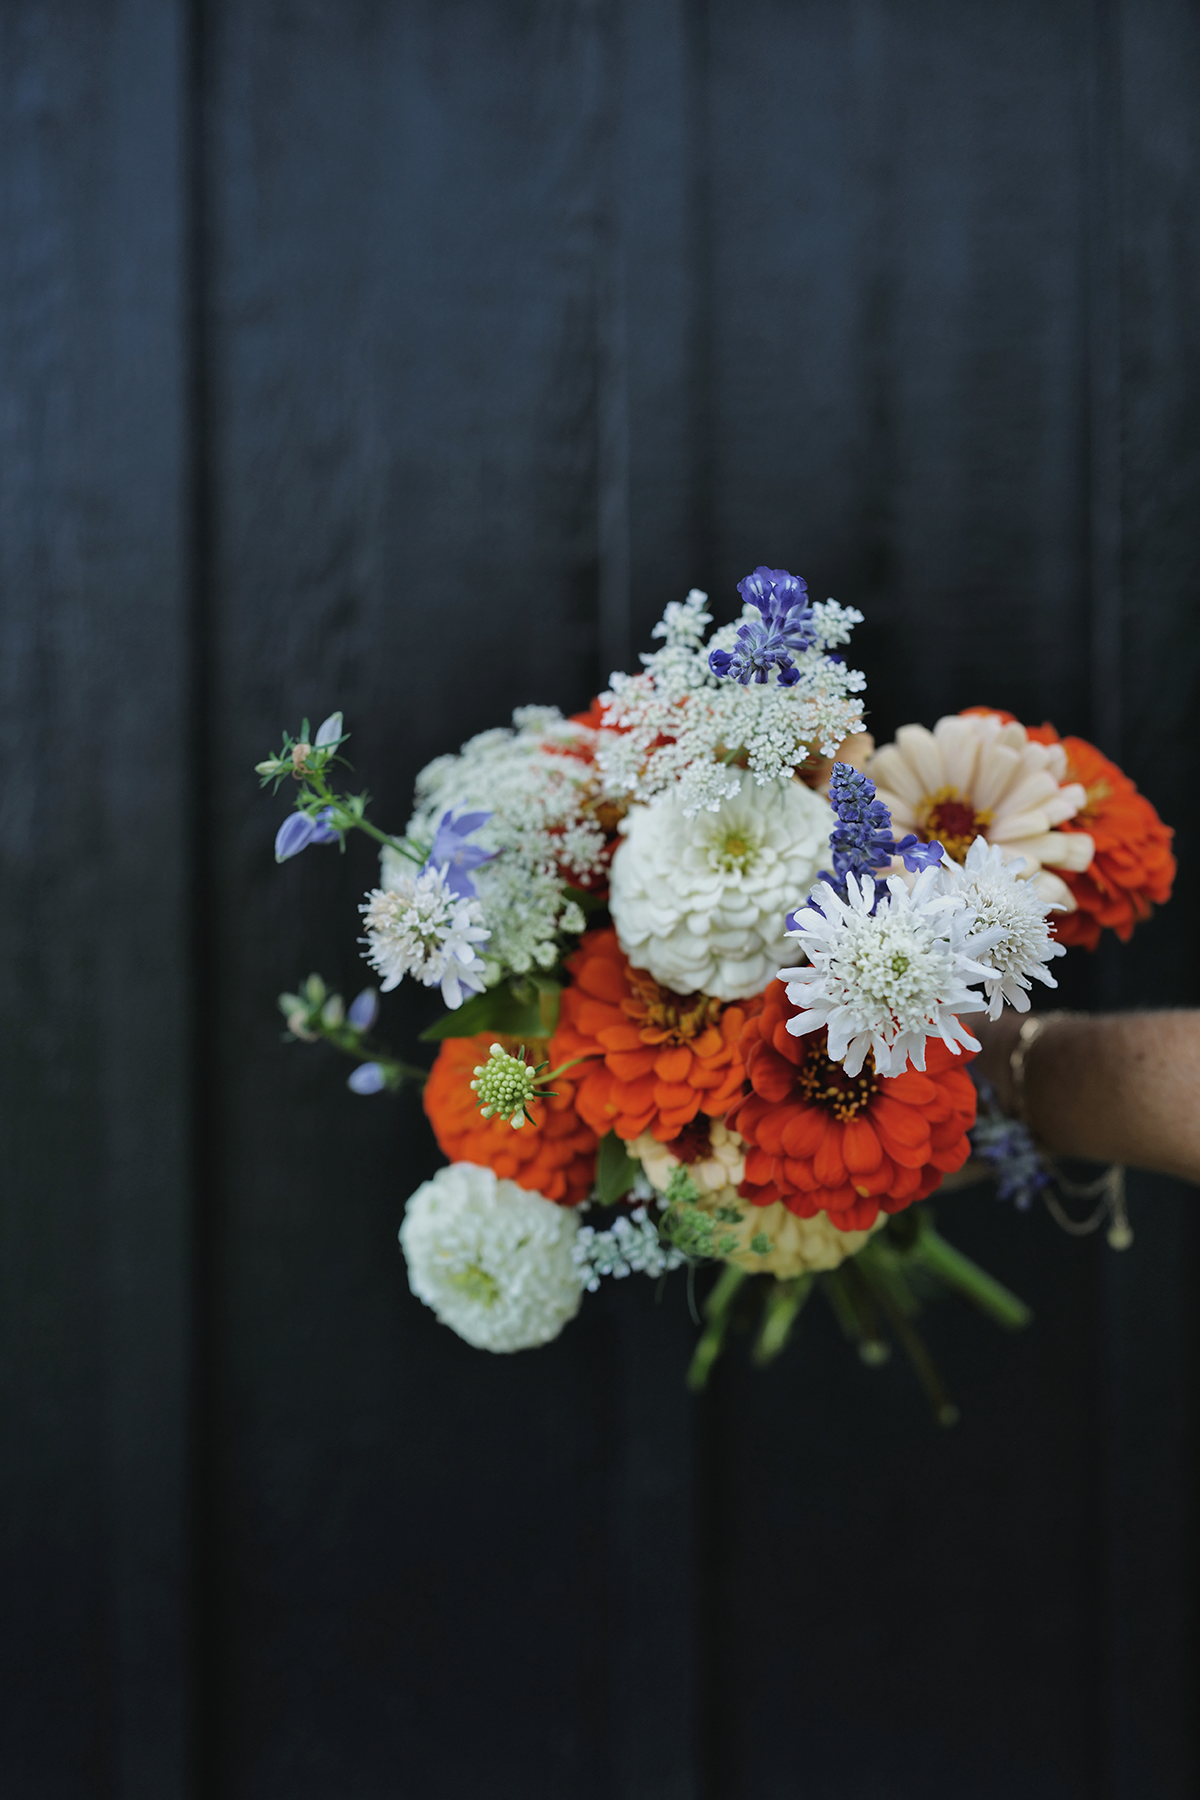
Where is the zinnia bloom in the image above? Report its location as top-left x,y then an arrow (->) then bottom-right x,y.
550,928 -> 760,1143
400,1163 -> 583,1352
423,1032 -> 597,1205
727,979 -> 978,1231
865,712 -> 1094,909
1024,725 -> 1176,948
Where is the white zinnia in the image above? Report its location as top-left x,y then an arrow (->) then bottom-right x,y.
865,713 -> 1094,909
937,837 -> 1067,1018
781,868 -> 1000,1076
609,779 -> 833,1000
400,1162 -> 582,1352
360,862 -> 489,1008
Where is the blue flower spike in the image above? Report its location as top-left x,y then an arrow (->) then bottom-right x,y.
786,763 -> 948,927
708,565 -> 818,686
423,808 -> 497,899
274,806 -> 339,863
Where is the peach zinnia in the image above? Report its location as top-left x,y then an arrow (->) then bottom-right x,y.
423,1031 -> 597,1206
549,928 -> 760,1144
866,711 -> 1093,910
727,980 -> 978,1232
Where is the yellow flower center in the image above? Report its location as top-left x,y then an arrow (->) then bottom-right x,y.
797,1046 -> 880,1122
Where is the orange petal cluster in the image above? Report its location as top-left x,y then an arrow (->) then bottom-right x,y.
1027,726 -> 1175,950
423,1032 -> 597,1206
963,709 -> 1176,950
550,928 -> 760,1143
727,981 -> 978,1232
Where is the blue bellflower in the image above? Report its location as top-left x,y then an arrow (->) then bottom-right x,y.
275,806 -> 339,862
423,809 -> 496,899
708,565 -> 818,687
786,763 -> 947,927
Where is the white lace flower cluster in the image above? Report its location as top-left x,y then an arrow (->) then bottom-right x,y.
399,707 -> 605,980
782,837 -> 1067,1074
571,1205 -> 688,1292
400,1163 -> 583,1352
360,863 -> 490,1009
595,589 -> 866,818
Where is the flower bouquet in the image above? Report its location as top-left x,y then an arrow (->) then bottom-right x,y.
259,570 -> 1174,1418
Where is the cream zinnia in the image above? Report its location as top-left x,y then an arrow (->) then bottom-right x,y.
609,778 -> 833,1001
865,713 -> 1094,909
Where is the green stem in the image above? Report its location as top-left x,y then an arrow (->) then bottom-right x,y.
751,1276 -> 814,1367
913,1223 -> 1032,1330
862,1269 -> 960,1427
686,1266 -> 748,1391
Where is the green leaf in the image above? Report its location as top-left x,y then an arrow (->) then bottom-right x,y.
749,1232 -> 772,1256
595,1130 -> 640,1205
562,883 -> 608,916
419,980 -> 558,1043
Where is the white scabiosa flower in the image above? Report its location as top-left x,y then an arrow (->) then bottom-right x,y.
781,868 -> 999,1076
399,1162 -> 583,1352
609,779 -> 833,1001
360,862 -> 489,1008
937,836 -> 1067,1018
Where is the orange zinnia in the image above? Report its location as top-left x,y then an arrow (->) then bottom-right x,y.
727,980 -> 978,1232
423,1032 -> 597,1206
549,928 -> 760,1144
1027,727 -> 1175,950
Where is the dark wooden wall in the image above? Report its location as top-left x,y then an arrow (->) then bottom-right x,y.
2,3 -> 1198,1796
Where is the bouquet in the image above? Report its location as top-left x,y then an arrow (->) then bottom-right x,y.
259,569 -> 1175,1417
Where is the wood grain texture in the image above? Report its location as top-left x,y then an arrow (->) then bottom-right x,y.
0,3 -> 192,1797
0,1 -> 1197,1795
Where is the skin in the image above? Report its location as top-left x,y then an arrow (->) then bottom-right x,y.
972,1010 -> 1200,1186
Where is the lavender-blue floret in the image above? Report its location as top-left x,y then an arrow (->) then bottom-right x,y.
423,808 -> 497,899
275,806 -> 338,862
347,988 -> 380,1031
708,565 -> 817,687
347,1061 -> 387,1096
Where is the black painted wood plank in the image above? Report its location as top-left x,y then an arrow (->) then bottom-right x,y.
1093,3 -> 1200,1792
696,2 -> 1198,1794
199,4 -> 687,1794
0,3 -> 192,1796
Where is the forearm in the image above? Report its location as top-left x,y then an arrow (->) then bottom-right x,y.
972,1010 -> 1200,1186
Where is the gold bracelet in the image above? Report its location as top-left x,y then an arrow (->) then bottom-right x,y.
1009,1013 -> 1053,1134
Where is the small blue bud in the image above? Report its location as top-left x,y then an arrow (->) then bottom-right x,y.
347,988 -> 379,1031
347,1062 -> 387,1095
315,711 -> 343,748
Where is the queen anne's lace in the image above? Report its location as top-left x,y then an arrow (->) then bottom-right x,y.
400,1162 -> 583,1351
360,863 -> 490,1008
596,590 -> 866,818
780,867 -> 1000,1076
399,708 -> 607,979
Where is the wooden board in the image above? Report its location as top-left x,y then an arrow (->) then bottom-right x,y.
1,1 -> 1197,1794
